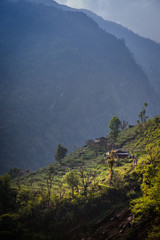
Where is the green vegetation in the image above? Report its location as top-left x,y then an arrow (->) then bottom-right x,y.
63,170 -> 79,197
137,102 -> 148,123
0,116 -> 160,239
8,168 -> 22,180
109,116 -> 121,140
116,116 -> 160,153
107,150 -> 116,185
54,144 -> 68,165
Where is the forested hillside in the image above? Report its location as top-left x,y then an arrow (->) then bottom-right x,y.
0,117 -> 160,239
0,0 -> 159,173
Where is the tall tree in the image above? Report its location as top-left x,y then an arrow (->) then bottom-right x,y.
120,120 -> 128,130
108,150 -> 116,185
46,166 -> 56,206
137,102 -> 148,123
54,144 -> 68,164
63,171 -> 79,197
108,116 -> 121,140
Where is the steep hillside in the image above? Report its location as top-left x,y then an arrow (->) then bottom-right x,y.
1,117 -> 160,240
81,9 -> 160,95
31,1 -> 160,95
116,116 -> 160,151
0,0 -> 159,173
13,117 -> 160,190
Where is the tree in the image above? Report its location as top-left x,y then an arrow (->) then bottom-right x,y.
46,166 -> 56,206
120,120 -> 128,130
79,167 -> 98,196
146,143 -> 160,164
131,166 -> 160,239
108,116 -> 121,139
54,144 -> 68,164
137,102 -> 148,123
0,174 -> 15,214
63,171 -> 79,197
131,144 -> 160,239
8,168 -> 22,179
108,150 -> 116,185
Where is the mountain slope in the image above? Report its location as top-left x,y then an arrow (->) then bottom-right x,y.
81,9 -> 160,95
30,0 -> 160,95
0,0 -> 159,173
4,116 -> 160,240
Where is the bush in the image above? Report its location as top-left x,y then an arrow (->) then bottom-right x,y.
0,213 -> 21,240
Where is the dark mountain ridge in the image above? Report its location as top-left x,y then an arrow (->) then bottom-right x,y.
0,0 -> 159,173
33,0 -> 160,95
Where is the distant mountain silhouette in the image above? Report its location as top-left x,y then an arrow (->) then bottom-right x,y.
80,9 -> 160,96
0,0 -> 159,173
25,1 -> 160,95
27,1 -> 160,95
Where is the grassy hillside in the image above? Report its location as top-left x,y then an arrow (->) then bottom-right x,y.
12,116 -> 160,201
1,117 -> 160,239
15,142 -> 133,193
116,116 -> 160,152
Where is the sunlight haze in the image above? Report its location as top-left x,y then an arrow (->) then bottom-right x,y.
56,0 -> 160,43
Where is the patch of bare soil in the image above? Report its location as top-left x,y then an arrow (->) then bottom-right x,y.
82,208 -> 133,240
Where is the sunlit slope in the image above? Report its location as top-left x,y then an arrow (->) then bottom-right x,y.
17,117 -> 160,190
116,116 -> 160,152
9,116 -> 160,240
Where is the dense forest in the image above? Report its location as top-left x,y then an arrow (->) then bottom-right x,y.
0,0 -> 160,173
0,116 -> 160,240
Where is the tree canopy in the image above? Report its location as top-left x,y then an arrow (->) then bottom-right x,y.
108,116 -> 121,139
137,102 -> 148,123
54,144 -> 68,164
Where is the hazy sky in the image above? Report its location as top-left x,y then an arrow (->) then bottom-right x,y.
55,0 -> 160,43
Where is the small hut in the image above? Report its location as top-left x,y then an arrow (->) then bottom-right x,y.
113,149 -> 129,159
107,149 -> 129,159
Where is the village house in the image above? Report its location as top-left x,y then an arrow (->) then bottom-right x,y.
106,149 -> 129,159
